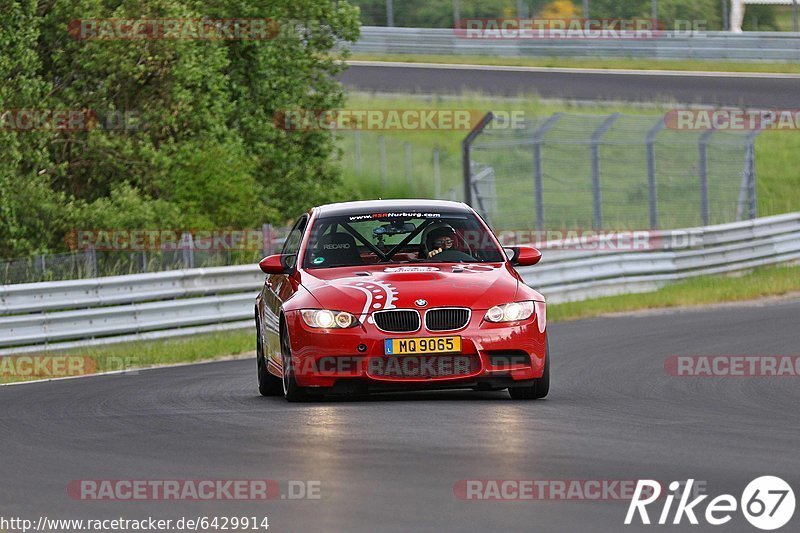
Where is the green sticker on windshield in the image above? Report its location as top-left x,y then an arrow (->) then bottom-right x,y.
313,257 -> 325,264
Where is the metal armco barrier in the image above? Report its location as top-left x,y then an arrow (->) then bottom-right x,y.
1,213 -> 798,354
517,212 -> 800,302
349,27 -> 800,62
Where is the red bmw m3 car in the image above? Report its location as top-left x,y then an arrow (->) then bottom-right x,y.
255,199 -> 548,401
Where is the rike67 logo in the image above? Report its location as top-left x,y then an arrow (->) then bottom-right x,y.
626,477 -> 795,530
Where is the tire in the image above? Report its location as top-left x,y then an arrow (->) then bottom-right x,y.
508,340 -> 550,400
280,321 -> 308,402
256,311 -> 282,397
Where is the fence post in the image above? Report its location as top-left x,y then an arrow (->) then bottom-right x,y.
262,223 -> 272,256
379,135 -> 387,190
462,112 -> 494,206
386,0 -> 394,27
721,0 -> 729,30
86,246 -> 97,278
354,130 -> 362,175
404,142 -> 413,187
590,113 -> 621,230
531,113 -> 562,229
433,145 -> 441,198
698,129 -> 715,226
646,119 -> 666,229
35,254 -> 45,281
746,130 -> 760,219
181,231 -> 195,269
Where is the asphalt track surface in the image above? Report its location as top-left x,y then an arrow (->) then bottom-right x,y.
2,299 -> 799,532
340,62 -> 800,108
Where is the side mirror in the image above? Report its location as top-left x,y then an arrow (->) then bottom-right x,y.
505,246 -> 542,267
259,254 -> 287,275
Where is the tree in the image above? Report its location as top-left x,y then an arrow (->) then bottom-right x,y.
0,0 -> 360,258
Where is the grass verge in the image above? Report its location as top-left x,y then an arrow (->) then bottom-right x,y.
0,330 -> 254,385
2,265 -> 798,384
548,264 -> 800,322
350,53 -> 800,74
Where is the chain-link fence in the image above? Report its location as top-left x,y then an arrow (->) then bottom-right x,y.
338,130 -> 464,200
0,226 -> 290,285
467,112 -> 760,231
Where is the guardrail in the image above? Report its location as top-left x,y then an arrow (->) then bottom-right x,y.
517,212 -> 800,301
1,213 -> 798,354
349,27 -> 800,62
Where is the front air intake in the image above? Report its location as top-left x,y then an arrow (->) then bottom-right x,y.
373,310 -> 420,333
425,308 -> 470,331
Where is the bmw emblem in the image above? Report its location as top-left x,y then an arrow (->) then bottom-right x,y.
415,299 -> 428,307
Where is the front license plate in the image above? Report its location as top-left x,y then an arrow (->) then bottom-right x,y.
384,336 -> 461,355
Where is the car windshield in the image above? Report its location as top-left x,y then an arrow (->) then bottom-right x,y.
302,212 -> 505,268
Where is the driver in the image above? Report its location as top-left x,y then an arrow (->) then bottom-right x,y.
425,225 -> 457,259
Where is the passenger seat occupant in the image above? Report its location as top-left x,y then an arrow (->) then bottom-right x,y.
314,232 -> 362,266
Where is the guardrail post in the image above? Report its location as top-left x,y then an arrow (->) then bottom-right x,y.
699,129 -> 715,226
531,113 -> 562,229
590,113 -> 621,230
462,112 -> 494,206
646,119 -> 666,229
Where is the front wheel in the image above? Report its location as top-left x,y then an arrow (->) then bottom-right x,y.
508,341 -> 550,400
280,324 -> 309,402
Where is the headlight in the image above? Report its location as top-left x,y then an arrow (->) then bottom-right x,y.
484,301 -> 535,323
300,309 -> 359,329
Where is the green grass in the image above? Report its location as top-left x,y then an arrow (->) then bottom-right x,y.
3,265 -> 798,384
338,92 -> 800,224
0,330 -> 254,385
350,53 -> 800,74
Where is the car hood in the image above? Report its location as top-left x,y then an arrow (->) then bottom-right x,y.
299,263 -> 520,316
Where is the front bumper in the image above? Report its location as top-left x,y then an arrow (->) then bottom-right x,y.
284,305 -> 546,390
